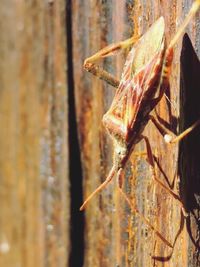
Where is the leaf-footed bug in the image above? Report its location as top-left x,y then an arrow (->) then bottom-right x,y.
80,0 -> 200,248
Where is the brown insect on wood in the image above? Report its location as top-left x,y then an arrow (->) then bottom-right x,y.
80,0 -> 200,248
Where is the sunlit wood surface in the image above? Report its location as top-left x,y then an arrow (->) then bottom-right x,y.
0,1 -> 69,267
0,1 -> 200,267
72,1 -> 200,266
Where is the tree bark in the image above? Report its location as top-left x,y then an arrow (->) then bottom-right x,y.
72,1 -> 200,266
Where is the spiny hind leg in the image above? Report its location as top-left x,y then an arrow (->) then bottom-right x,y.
84,36 -> 138,88
116,168 -> 173,248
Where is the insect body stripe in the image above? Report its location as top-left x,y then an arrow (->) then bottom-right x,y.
161,48 -> 174,81
162,66 -> 170,77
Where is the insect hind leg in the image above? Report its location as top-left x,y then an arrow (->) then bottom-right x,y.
157,1 -> 200,105
168,0 -> 200,51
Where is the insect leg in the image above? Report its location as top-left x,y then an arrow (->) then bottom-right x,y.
168,0 -> 200,51
116,169 -> 173,248
141,135 -> 183,205
149,115 -> 200,144
80,165 -> 116,210
84,36 -> 138,87
165,120 -> 200,144
84,62 -> 120,88
163,0 -> 200,69
156,0 -> 200,104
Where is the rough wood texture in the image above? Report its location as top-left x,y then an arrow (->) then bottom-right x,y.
72,1 -> 200,266
0,1 -> 69,267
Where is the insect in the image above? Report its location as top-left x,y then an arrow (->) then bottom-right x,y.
80,1 -> 200,247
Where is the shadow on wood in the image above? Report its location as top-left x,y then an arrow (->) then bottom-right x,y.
179,34 -> 200,263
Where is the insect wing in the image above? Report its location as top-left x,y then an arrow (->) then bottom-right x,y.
104,18 -> 165,139
109,55 -> 161,131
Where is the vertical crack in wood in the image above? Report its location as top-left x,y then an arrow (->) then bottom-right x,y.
66,1 -> 84,266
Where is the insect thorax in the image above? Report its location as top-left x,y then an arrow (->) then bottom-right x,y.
113,140 -> 130,169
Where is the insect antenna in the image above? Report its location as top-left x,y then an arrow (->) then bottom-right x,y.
80,165 -> 116,210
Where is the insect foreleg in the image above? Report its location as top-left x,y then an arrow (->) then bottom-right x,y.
85,36 -> 136,63
84,63 -> 120,88
84,36 -> 138,87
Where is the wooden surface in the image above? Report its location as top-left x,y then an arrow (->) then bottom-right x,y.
0,1 -> 69,267
72,1 -> 200,267
0,1 -> 200,267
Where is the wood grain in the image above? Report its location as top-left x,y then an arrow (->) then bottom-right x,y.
72,1 -> 200,266
0,1 -> 69,267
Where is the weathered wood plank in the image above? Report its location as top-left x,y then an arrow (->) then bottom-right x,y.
72,1 -> 200,266
0,1 -> 69,267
